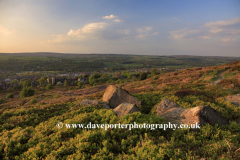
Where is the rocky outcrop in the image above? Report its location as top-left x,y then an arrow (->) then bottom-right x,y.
102,85 -> 141,109
113,103 -> 140,117
155,98 -> 229,127
70,99 -> 110,110
225,94 -> 240,107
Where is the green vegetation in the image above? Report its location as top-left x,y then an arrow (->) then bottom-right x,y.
19,87 -> 35,98
6,93 -> 14,99
0,53 -> 240,72
64,80 -> 68,87
29,98 -> 37,104
39,77 -> 47,86
46,83 -> 53,90
77,81 -> 84,88
0,98 -> 4,104
0,60 -> 239,159
19,79 -> 31,88
139,72 -> 147,80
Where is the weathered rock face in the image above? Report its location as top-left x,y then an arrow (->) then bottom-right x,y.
70,99 -> 110,110
79,99 -> 102,106
155,98 -> 229,127
102,85 -> 141,109
225,94 -> 240,107
156,98 -> 182,115
113,103 -> 140,117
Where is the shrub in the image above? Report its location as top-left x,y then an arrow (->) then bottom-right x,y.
116,79 -> 124,84
0,98 -> 4,104
39,77 -> 47,86
89,73 -> 100,85
64,80 -> 68,87
139,72 -> 147,80
19,79 -> 31,88
29,98 -> 37,104
77,82 -> 84,88
6,93 -> 14,99
19,87 -> 34,98
106,79 -> 113,84
46,83 -> 53,90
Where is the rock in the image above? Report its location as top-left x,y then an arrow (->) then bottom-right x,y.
156,98 -> 182,115
79,99 -> 102,106
102,85 -> 141,109
113,103 -> 140,117
225,94 -> 240,107
70,99 -> 110,110
155,98 -> 229,127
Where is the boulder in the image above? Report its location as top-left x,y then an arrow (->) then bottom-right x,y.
102,85 -> 141,109
70,99 -> 110,110
155,98 -> 229,127
113,103 -> 140,117
79,99 -> 101,106
225,94 -> 240,107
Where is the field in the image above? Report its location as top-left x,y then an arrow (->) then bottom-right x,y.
0,53 -> 240,72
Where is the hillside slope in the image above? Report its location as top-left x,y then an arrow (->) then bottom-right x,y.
0,61 -> 240,159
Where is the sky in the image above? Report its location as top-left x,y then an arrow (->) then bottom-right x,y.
0,0 -> 240,56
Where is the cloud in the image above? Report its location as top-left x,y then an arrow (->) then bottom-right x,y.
169,29 -> 200,40
113,19 -> 121,22
204,18 -> 240,35
67,22 -> 107,38
136,27 -> 158,38
0,26 -> 16,35
204,18 -> 240,28
102,15 -> 117,19
199,36 -> 211,39
172,17 -> 180,22
136,27 -> 153,33
221,36 -> 235,42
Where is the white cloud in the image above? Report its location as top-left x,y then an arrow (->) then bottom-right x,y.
113,19 -> 121,22
169,29 -> 200,40
67,22 -> 107,38
0,26 -> 16,35
102,15 -> 117,19
204,18 -> 240,35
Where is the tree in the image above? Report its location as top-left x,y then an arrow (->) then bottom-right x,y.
64,79 -> 68,87
19,87 -> 34,98
39,77 -> 47,86
139,72 -> 147,80
19,79 -> 31,88
89,73 -> 100,85
151,69 -> 157,76
46,83 -> 53,90
6,93 -> 14,99
77,81 -> 84,88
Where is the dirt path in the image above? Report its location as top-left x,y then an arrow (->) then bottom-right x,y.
213,71 -> 225,85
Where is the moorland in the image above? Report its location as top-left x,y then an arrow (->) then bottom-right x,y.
0,54 -> 240,159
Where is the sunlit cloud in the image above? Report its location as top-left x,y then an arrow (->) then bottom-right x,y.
169,29 -> 200,40
113,19 -> 122,22
102,14 -> 117,19
0,26 -> 16,35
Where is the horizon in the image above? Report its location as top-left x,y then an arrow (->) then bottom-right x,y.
0,52 -> 240,58
0,0 -> 240,56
